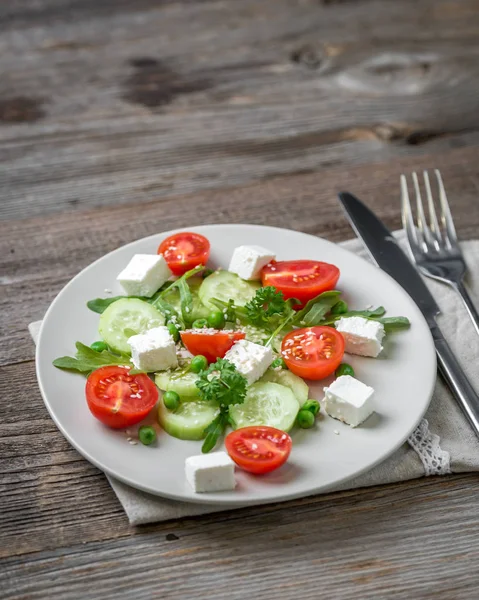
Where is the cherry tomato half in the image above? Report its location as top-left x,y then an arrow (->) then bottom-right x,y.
180,330 -> 245,364
225,426 -> 292,474
262,260 -> 340,307
85,366 -> 158,429
158,232 -> 210,276
281,326 -> 345,380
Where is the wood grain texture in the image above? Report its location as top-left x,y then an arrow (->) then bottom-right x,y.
2,0 -> 479,599
1,0 -> 479,219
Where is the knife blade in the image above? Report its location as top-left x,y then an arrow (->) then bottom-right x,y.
338,191 -> 439,325
338,191 -> 479,437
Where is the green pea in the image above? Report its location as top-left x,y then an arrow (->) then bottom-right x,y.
302,399 -> 320,416
167,321 -> 180,342
190,355 -> 208,373
192,318 -> 208,329
163,390 -> 180,411
207,311 -> 225,329
138,425 -> 156,446
91,341 -> 108,352
335,363 -> 355,378
331,300 -> 348,315
271,357 -> 286,369
297,409 -> 315,429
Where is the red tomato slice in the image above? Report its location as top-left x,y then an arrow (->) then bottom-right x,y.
262,260 -> 340,306
180,330 -> 245,364
225,426 -> 292,474
281,326 -> 344,380
158,232 -> 210,276
85,366 -> 158,429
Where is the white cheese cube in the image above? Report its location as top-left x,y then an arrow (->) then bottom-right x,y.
336,316 -> 385,358
228,245 -> 276,280
128,326 -> 178,372
185,451 -> 236,493
117,254 -> 172,298
224,339 -> 273,385
323,375 -> 374,427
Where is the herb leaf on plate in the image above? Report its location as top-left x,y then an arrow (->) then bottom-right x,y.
53,342 -> 135,375
196,358 -> 247,453
244,286 -> 287,328
293,290 -> 341,327
201,408 -> 230,453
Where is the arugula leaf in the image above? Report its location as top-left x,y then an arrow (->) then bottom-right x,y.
153,296 -> 184,328
341,306 -> 386,319
201,408 -> 229,453
196,358 -> 248,452
53,342 -> 133,375
177,278 -> 193,327
293,291 -> 341,326
376,316 -> 411,332
87,296 -> 127,314
244,287 -> 287,327
156,264 -> 204,299
210,298 -> 247,323
265,299 -> 297,347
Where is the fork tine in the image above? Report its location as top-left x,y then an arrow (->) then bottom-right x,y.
401,174 -> 421,257
423,170 -> 442,247
435,169 -> 458,248
411,172 -> 432,250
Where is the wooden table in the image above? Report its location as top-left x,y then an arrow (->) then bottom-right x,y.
2,1 -> 479,597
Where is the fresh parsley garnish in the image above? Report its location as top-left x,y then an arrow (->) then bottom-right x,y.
196,358 -> 247,453
244,286 -> 287,327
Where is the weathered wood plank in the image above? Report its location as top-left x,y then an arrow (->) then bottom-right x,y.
1,0 -> 479,219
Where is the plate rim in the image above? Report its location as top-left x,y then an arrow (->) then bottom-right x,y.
36,223 -> 437,505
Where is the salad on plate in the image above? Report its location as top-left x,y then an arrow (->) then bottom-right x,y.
53,231 -> 410,493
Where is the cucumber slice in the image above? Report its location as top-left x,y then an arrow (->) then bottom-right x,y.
99,298 -> 165,354
229,382 -> 300,432
157,398 -> 219,440
260,368 -> 309,405
198,270 -> 260,310
162,276 -> 210,320
155,371 -> 200,399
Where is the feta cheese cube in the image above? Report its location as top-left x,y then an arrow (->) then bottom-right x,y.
128,326 -> 178,372
323,375 -> 374,427
228,245 -> 276,280
336,316 -> 385,358
117,254 -> 172,298
224,339 -> 273,385
185,451 -> 236,493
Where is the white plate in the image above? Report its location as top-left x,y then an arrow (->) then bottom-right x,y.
36,225 -> 436,505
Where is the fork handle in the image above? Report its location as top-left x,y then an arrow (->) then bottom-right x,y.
453,281 -> 479,338
433,326 -> 479,436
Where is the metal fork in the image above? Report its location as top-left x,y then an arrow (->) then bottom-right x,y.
401,169 -> 479,336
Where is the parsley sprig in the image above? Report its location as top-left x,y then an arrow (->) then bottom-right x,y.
196,358 -> 247,453
244,286 -> 287,327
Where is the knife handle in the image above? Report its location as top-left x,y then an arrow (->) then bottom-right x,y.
432,327 -> 479,436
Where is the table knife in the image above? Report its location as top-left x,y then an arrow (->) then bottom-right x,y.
338,191 -> 479,437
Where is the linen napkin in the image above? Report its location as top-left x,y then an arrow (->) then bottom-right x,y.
29,232 -> 479,525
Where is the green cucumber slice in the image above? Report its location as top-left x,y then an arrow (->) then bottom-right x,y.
157,398 -> 219,440
155,371 -> 200,399
162,276 -> 210,321
260,368 -> 309,405
99,298 -> 165,354
198,270 -> 260,310
229,382 -> 300,432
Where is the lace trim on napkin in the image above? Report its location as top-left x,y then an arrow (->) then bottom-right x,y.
407,419 -> 451,476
